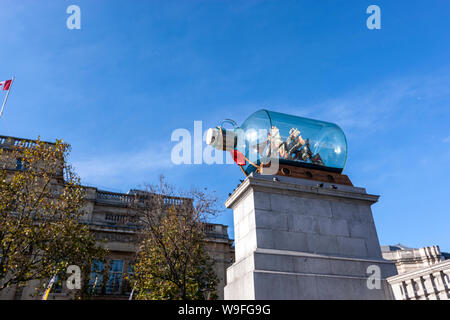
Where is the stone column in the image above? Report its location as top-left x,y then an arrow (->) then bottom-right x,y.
391,283 -> 404,300
422,274 -> 436,299
433,271 -> 448,300
224,173 -> 396,300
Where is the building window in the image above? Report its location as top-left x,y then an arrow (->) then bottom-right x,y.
15,158 -> 29,171
412,280 -> 420,293
51,276 -> 63,294
89,260 -> 105,295
442,271 -> 450,285
106,259 -> 124,295
16,158 -> 23,170
124,262 -> 135,295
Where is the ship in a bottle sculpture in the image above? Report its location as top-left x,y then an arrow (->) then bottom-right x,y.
206,109 -> 352,185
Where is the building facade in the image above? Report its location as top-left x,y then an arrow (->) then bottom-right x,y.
382,244 -> 450,300
0,135 -> 234,300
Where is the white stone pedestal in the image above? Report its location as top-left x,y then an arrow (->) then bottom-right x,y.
224,173 -> 396,300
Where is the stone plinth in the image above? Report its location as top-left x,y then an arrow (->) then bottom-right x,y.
224,173 -> 396,300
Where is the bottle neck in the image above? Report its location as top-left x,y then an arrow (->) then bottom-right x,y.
206,127 -> 237,151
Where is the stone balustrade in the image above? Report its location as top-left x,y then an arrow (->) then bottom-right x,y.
388,259 -> 450,300
97,190 -> 134,204
96,189 -> 192,207
204,224 -> 230,240
0,135 -> 54,149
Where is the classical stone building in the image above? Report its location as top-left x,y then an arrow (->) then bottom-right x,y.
382,244 -> 450,300
382,244 -> 447,275
0,135 -> 234,300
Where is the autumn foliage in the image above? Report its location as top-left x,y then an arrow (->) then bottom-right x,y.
0,138 -> 104,295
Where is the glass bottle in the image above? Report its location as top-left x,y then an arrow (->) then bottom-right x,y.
206,109 -> 347,175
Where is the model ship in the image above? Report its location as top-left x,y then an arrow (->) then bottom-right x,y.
206,110 -> 347,176
255,126 -> 325,166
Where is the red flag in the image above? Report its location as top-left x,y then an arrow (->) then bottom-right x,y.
3,80 -> 12,91
229,150 -> 246,166
0,77 -> 14,119
0,79 -> 12,91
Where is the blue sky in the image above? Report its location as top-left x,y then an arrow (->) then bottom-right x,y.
0,0 -> 449,251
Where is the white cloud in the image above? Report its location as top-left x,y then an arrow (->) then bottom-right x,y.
209,72 -> 450,142
281,73 -> 450,137
72,143 -> 174,189
71,71 -> 450,191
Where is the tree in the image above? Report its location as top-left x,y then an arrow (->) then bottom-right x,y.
0,137 -> 105,296
130,176 -> 219,300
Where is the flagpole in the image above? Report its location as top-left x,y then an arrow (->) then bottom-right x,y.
42,275 -> 57,301
129,281 -> 136,300
91,275 -> 98,295
0,76 -> 14,119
